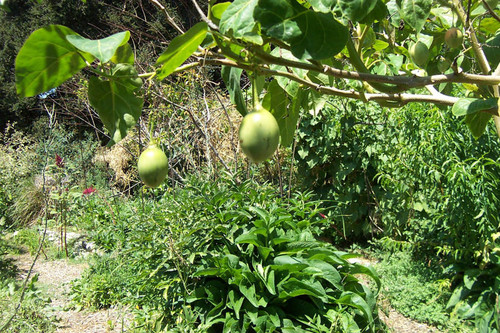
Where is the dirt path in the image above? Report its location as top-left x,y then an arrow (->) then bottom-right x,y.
13,253 -> 133,333
379,307 -> 440,333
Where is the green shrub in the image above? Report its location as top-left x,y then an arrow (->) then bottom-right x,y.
69,253 -> 134,309
185,204 -> 381,332
373,103 -> 500,263
296,99 -> 500,264
70,175 -> 382,332
295,99 -> 385,243
296,99 -> 500,331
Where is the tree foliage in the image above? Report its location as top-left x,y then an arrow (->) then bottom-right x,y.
7,0 -> 500,146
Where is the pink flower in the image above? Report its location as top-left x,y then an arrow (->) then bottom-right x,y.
83,187 -> 96,195
55,154 -> 64,168
319,213 -> 327,219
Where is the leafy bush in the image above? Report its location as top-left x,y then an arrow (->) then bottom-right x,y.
297,98 -> 500,330
297,98 -> 500,262
70,175 -> 382,332
446,232 -> 500,332
187,205 -> 381,332
69,253 -> 134,309
374,103 -> 500,263
295,99 -> 385,243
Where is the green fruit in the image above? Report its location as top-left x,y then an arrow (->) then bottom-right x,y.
409,41 -> 429,68
138,145 -> 168,187
239,106 -> 280,163
445,28 -> 463,49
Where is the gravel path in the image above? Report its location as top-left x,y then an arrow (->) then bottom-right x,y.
13,253 -> 133,333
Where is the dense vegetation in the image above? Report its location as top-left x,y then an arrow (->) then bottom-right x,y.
1,0 -> 500,332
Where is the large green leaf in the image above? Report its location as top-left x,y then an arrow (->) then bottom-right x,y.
306,259 -> 343,290
88,76 -> 143,146
483,32 -> 500,69
255,0 -> 348,60
269,48 -> 306,97
156,22 -> 208,80
220,0 -> 263,45
360,0 -> 389,24
465,112 -> 492,139
400,0 -> 432,33
262,80 -> 300,147
386,0 -> 402,27
15,25 -> 94,97
348,264 -> 381,292
279,278 -> 327,301
337,292 -> 374,327
446,284 -> 470,309
221,66 -> 248,116
66,31 -> 130,63
452,98 -> 498,117
111,63 -> 143,92
110,43 -> 134,65
336,0 -> 379,22
210,2 -> 231,24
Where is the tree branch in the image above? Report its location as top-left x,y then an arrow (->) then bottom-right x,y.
252,49 -> 500,88
179,57 -> 460,107
482,0 -> 500,22
452,0 -> 500,137
149,0 -> 185,34
190,0 -> 219,30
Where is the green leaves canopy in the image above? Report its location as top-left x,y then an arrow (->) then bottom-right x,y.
217,0 -> 349,60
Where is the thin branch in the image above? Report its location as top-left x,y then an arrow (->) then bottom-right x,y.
181,57 -> 461,106
149,0 -> 185,34
150,91 -> 233,174
452,0 -> 491,75
190,0 -> 219,30
452,0 -> 500,137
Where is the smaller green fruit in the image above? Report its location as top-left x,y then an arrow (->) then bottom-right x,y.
445,28 -> 463,49
138,145 -> 168,188
239,105 -> 280,163
409,41 -> 429,68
